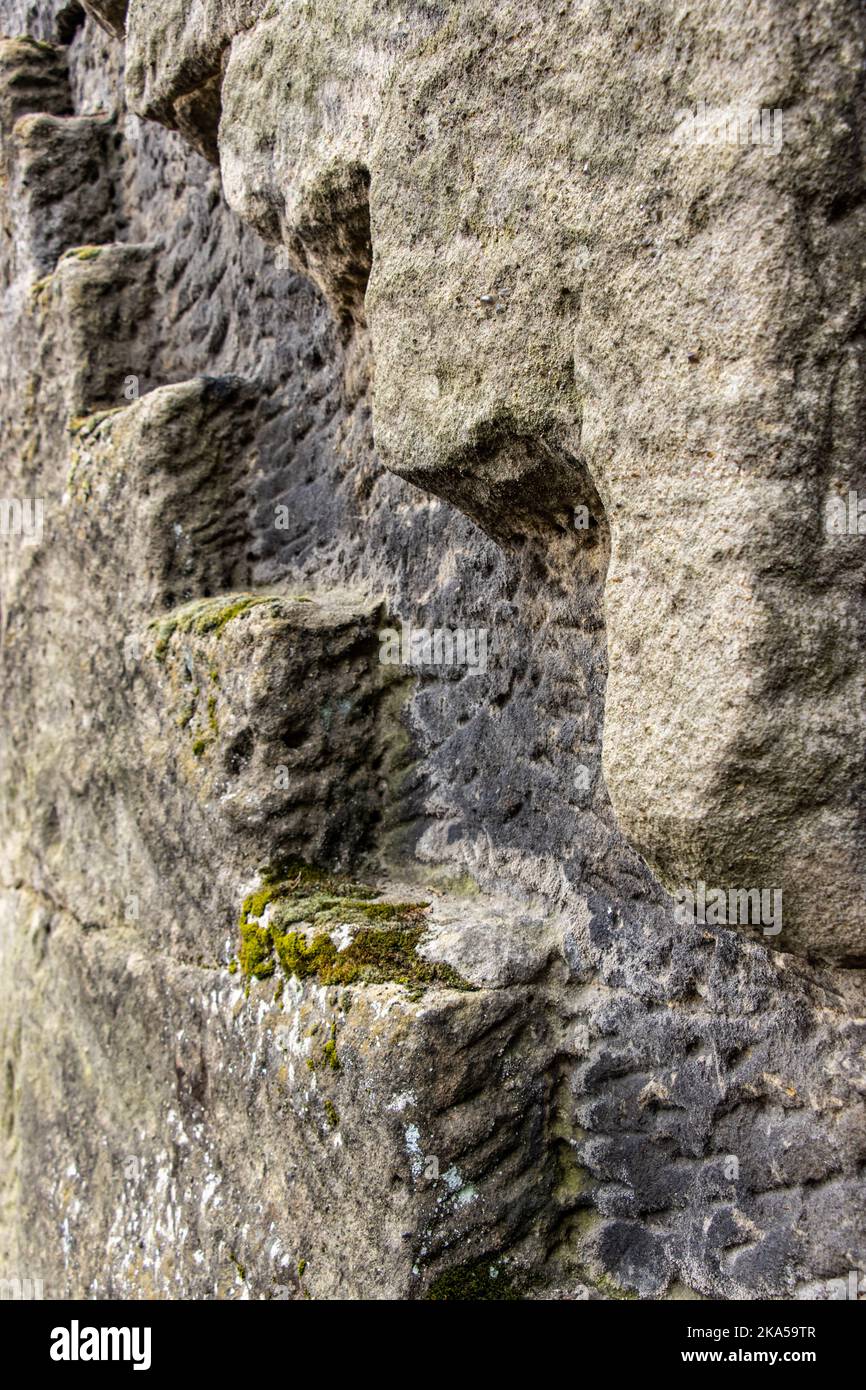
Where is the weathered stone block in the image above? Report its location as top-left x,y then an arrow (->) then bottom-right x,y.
7,113 -> 115,274
38,242 -> 157,413
0,37 -> 70,131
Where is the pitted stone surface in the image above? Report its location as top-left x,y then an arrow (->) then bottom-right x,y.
96,0 -> 866,964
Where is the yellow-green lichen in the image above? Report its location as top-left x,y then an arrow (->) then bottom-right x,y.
29,273 -> 53,303
67,407 -> 123,437
61,244 -> 103,262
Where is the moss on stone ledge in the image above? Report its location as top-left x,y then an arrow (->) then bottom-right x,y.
426,1260 -> 520,1301
150,592 -> 313,660
238,860 -> 473,994
151,595 -> 271,659
67,407 -> 124,437
61,244 -> 103,263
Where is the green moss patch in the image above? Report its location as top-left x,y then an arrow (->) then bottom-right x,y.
238,861 -> 473,995
151,595 -> 271,659
149,592 -> 313,661
426,1261 -> 520,1301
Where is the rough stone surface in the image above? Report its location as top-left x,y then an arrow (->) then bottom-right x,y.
212,0 -> 866,966
0,1 -> 864,1301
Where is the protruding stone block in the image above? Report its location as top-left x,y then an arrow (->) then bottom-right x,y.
0,37 -> 70,132
65,376 -> 256,610
123,0 -> 269,163
140,590 -> 396,872
37,242 -> 157,413
7,113 -> 115,275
